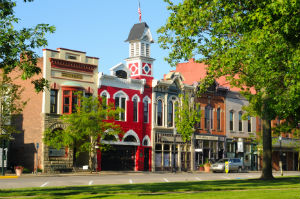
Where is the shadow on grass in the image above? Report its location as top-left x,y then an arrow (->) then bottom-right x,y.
1,177 -> 299,197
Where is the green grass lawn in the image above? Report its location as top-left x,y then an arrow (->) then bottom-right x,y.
1,176 -> 299,199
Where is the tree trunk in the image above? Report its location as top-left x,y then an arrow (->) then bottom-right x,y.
185,142 -> 188,171
89,136 -> 96,173
260,118 -> 274,180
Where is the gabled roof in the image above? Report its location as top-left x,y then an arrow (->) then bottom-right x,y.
125,22 -> 154,43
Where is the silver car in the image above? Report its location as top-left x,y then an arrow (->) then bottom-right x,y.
210,158 -> 243,173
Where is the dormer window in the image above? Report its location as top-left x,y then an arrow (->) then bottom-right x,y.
116,70 -> 127,79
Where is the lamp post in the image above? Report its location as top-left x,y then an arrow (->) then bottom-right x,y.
279,136 -> 283,176
173,127 -> 177,173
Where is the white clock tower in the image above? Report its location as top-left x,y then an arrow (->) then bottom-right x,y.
125,22 -> 155,81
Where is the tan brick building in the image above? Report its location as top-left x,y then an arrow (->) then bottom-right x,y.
9,48 -> 98,172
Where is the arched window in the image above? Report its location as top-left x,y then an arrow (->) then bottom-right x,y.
124,135 -> 137,142
217,108 -> 221,130
133,97 -> 138,122
168,101 -> 173,127
157,99 -> 163,126
205,105 -> 213,130
238,111 -> 243,131
114,91 -> 128,121
144,98 -> 149,123
230,110 -> 234,131
248,116 -> 251,132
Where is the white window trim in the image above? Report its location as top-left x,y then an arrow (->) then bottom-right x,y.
143,96 -> 150,123
131,94 -> 141,102
142,135 -> 151,146
132,94 -> 140,122
114,90 -> 128,121
122,130 -> 140,146
156,97 -> 164,126
113,90 -> 129,100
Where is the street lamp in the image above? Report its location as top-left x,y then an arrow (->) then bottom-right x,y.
278,136 -> 283,176
172,128 -> 177,173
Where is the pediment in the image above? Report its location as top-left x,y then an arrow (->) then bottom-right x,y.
110,63 -> 131,79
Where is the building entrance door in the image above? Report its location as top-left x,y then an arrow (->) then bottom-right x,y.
101,145 -> 136,171
144,148 -> 149,171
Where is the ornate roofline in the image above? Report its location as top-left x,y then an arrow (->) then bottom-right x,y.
50,58 -> 97,73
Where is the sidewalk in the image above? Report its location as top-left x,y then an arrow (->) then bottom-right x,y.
1,170 -> 299,178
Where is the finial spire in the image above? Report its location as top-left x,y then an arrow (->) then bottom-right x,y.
138,1 -> 142,23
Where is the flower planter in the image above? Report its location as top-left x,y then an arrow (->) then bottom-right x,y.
15,168 -> 23,176
199,166 -> 204,171
204,164 -> 210,172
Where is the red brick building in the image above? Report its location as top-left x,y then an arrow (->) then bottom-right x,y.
97,22 -> 154,171
175,59 -> 228,168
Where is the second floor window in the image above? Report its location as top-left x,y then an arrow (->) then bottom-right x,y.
115,96 -> 126,121
205,105 -> 213,130
133,98 -> 138,122
63,89 -> 79,114
157,99 -> 163,126
217,108 -> 221,131
143,99 -> 149,123
238,112 -> 243,131
50,89 -> 58,114
230,111 -> 234,131
248,116 -> 251,132
168,101 -> 173,127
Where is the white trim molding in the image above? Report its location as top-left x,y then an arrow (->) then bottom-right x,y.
122,130 -> 141,146
113,90 -> 129,101
100,90 -> 110,99
142,135 -> 151,146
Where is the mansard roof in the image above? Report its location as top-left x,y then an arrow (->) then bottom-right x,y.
125,22 -> 154,43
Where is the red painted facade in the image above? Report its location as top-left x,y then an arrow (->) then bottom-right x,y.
97,83 -> 152,171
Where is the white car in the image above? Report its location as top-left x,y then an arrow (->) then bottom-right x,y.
210,158 -> 243,173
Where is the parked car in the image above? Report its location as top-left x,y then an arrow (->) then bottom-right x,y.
210,158 -> 243,173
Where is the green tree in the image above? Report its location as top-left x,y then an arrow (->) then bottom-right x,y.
158,0 -> 300,179
0,73 -> 26,139
0,0 -> 55,92
175,93 -> 200,171
44,93 -> 123,172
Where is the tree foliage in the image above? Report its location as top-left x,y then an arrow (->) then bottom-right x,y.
43,93 -> 123,171
175,93 -> 201,170
0,73 -> 26,141
175,93 -> 200,143
158,0 -> 300,179
0,0 -> 55,92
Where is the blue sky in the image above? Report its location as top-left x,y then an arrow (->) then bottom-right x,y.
14,0 -> 174,80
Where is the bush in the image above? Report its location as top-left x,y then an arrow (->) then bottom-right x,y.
22,168 -> 31,173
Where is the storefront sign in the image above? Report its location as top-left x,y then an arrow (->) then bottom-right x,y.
61,72 -> 83,79
195,135 -> 219,141
49,148 -> 65,157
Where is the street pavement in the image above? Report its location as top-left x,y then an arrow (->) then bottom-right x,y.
0,171 -> 299,189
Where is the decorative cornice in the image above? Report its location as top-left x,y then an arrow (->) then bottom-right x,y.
50,58 -> 97,73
